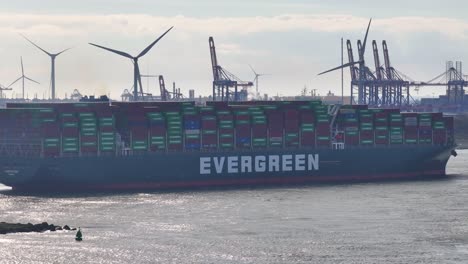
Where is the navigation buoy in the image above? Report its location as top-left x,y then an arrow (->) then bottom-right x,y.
75,227 -> 83,241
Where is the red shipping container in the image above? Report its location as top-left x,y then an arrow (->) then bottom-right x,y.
284,109 -> 299,118
202,134 -> 217,149
235,114 -> 250,121
316,140 -> 330,147
131,129 -> 148,140
168,143 -> 183,151
217,114 -> 233,121
345,135 -> 359,146
360,130 -> 374,139
252,124 -> 267,138
236,125 -> 250,138
444,117 -> 454,129
81,146 -> 98,154
301,131 -> 315,147
375,138 -> 389,145
150,126 -> 166,134
269,129 -> 283,137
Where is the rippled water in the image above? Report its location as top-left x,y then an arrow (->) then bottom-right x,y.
0,150 -> 467,264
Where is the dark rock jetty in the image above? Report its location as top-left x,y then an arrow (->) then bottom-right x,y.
0,222 -> 76,235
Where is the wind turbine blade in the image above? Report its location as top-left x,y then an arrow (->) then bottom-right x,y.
20,56 -> 24,76
318,61 -> 361,76
56,47 -> 72,56
20,34 -> 52,56
248,64 -> 257,75
136,63 -> 144,95
360,18 -> 372,58
137,26 -> 173,58
7,76 -> 22,88
24,76 -> 40,84
89,43 -> 133,59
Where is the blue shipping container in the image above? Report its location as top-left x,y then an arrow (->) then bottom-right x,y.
238,137 -> 251,143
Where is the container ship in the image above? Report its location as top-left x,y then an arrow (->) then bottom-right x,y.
0,99 -> 457,191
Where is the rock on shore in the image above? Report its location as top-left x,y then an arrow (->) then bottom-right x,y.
0,222 -> 75,235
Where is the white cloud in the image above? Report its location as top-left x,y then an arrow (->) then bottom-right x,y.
0,13 -> 467,38
0,12 -> 467,99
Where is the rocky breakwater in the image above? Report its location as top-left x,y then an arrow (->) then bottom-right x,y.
0,222 -> 75,234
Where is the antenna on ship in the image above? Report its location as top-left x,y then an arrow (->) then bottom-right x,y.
7,57 -> 40,99
89,26 -> 173,102
20,34 -> 71,101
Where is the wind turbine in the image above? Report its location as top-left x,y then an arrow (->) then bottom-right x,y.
21,34 -> 70,100
8,57 -> 40,99
318,18 -> 372,104
89,27 -> 173,101
249,64 -> 269,100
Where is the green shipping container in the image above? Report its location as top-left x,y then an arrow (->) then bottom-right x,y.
202,130 -> 217,135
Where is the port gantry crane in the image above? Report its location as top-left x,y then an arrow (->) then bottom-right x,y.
157,76 -> 183,101
0,84 -> 12,99
137,74 -> 181,101
321,18 -> 468,108
410,61 -> 467,104
209,37 -> 253,101
320,19 -> 413,107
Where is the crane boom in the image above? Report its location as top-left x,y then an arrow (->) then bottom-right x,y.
357,40 -> 363,61
372,40 -> 382,80
159,75 -> 168,101
382,40 -> 392,79
209,37 -> 220,82
346,40 -> 357,81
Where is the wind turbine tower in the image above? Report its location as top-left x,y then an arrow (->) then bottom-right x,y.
21,35 -> 70,100
249,64 -> 268,99
8,57 -> 40,99
89,27 -> 173,101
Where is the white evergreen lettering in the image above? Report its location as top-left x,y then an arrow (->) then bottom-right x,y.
295,154 -> 306,171
308,154 -> 319,170
269,155 -> 280,172
255,156 -> 266,172
213,157 -> 225,174
241,156 -> 252,173
282,155 -> 293,171
227,156 -> 239,173
200,157 -> 211,174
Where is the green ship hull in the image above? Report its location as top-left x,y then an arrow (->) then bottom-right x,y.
0,145 -> 456,192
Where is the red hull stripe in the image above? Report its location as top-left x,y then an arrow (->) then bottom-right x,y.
94,170 -> 446,190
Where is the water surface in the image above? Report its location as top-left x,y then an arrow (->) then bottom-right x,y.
0,150 -> 467,263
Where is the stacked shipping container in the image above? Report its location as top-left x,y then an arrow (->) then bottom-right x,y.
0,101 -> 456,157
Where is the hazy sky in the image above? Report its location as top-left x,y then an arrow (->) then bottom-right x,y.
1,0 -> 468,100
